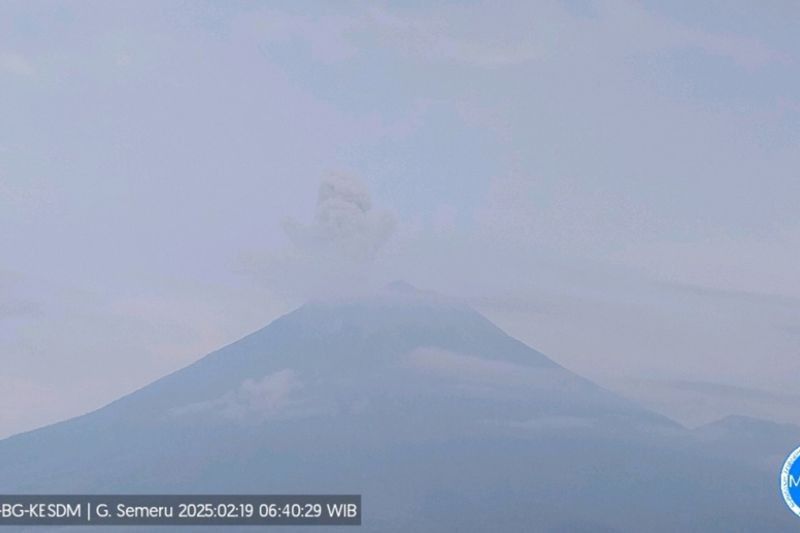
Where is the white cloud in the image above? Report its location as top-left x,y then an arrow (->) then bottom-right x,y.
242,2 -> 784,70
171,369 -> 326,422
0,272 -> 42,323
608,1 -> 786,69
234,9 -> 359,64
363,5 -> 541,67
0,299 -> 40,321
0,52 -> 34,76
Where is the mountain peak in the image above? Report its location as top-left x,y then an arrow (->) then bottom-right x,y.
303,281 -> 460,311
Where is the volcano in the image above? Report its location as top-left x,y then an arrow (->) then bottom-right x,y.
0,284 -> 793,531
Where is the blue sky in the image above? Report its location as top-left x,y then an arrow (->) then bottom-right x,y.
1,0 -> 799,437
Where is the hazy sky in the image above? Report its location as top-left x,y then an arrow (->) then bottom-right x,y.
2,0 -> 799,438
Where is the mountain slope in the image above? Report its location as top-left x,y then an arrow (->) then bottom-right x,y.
0,286 -> 793,531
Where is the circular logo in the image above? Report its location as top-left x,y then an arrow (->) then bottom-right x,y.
781,445 -> 800,517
